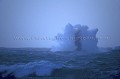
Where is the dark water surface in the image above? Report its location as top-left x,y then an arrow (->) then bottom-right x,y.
0,48 -> 120,79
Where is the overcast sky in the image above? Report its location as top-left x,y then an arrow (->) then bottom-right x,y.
0,0 -> 120,48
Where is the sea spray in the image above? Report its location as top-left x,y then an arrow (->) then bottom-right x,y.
51,23 -> 98,52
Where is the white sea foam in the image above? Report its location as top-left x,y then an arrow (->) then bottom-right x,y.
0,60 -> 64,78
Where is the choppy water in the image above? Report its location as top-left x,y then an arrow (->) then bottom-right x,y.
0,48 -> 120,79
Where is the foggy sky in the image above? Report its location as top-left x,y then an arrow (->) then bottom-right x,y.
0,0 -> 120,48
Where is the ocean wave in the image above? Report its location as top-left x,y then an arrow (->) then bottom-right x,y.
0,60 -> 64,78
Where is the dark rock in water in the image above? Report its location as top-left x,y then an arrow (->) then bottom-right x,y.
0,72 -> 16,79
110,72 -> 120,79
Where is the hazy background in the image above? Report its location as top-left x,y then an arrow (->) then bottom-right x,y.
0,0 -> 120,48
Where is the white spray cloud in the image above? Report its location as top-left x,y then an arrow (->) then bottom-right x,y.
51,23 -> 98,52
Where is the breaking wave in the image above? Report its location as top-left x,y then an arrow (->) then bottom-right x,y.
0,60 -> 64,78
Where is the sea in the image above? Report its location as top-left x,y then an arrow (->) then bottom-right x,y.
0,48 -> 120,79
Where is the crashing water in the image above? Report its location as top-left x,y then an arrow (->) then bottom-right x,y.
0,49 -> 97,78
0,48 -> 120,79
0,60 -> 64,78
51,23 -> 98,52
0,24 -> 119,79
